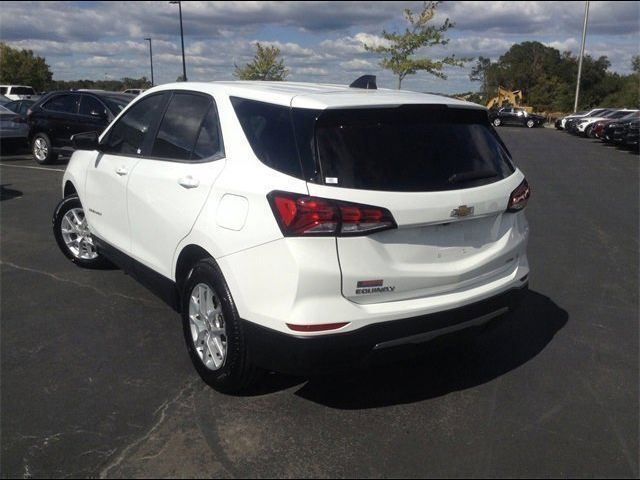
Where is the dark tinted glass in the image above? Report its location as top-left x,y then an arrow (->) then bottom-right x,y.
608,110 -> 634,119
102,94 -> 166,155
4,101 -> 18,112
102,95 -> 132,115
18,101 -> 34,114
230,97 -> 301,178
44,94 -> 79,113
79,95 -> 106,116
151,93 -> 211,160
13,87 -> 35,95
315,106 -> 515,192
0,88 -> 6,95
192,105 -> 223,160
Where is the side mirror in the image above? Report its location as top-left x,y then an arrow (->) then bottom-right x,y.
72,131 -> 100,151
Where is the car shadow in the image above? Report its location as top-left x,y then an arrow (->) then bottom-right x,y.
249,290 -> 567,409
0,184 -> 23,201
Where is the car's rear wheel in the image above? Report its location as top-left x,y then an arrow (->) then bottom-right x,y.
181,259 -> 259,393
32,133 -> 58,165
493,118 -> 502,127
526,119 -> 535,128
53,195 -> 110,268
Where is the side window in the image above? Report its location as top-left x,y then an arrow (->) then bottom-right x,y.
192,104 -> 224,160
102,94 -> 166,156
0,87 -> 7,95
79,95 -> 106,117
150,93 -> 211,160
230,97 -> 301,178
43,94 -> 79,113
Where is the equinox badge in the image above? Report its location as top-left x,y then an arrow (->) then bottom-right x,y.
451,205 -> 474,218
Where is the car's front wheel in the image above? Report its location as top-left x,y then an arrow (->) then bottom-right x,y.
53,195 -> 110,268
32,133 -> 58,165
181,259 -> 259,393
493,118 -> 502,127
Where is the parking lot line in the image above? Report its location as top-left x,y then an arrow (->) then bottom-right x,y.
0,163 -> 65,172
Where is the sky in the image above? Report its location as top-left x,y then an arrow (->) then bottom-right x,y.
1,1 -> 639,94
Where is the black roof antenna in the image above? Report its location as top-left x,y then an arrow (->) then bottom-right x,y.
349,75 -> 377,90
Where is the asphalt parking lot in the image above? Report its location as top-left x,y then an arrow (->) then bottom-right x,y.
1,129 -> 638,478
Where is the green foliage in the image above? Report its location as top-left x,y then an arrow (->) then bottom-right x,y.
469,56 -> 492,99
0,42 -> 52,91
473,41 -> 639,112
364,1 -> 466,89
233,43 -> 289,81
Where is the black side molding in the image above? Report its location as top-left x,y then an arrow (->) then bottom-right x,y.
93,236 -> 181,312
349,75 -> 377,90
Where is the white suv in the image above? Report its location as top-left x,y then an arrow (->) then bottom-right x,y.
0,85 -> 37,101
53,79 -> 530,392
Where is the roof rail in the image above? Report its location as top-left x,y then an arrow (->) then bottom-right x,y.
349,75 -> 377,90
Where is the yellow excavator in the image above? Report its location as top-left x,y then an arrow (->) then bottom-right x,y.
486,86 -> 533,112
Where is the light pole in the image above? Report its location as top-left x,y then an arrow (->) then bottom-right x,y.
169,1 -> 187,81
573,1 -> 590,112
144,37 -> 154,87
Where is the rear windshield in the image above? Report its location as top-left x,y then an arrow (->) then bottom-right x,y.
12,87 -> 35,95
314,106 -> 515,192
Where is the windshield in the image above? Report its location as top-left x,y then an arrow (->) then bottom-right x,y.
621,111 -> 640,120
102,95 -> 132,114
608,110 -> 636,119
0,105 -> 14,113
314,106 -> 515,192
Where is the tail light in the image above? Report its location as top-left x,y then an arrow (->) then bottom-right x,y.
507,179 -> 530,212
268,191 -> 397,237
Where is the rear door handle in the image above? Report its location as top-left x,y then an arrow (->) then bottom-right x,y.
178,176 -> 200,189
115,167 -> 128,176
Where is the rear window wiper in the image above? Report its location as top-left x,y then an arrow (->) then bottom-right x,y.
448,169 -> 498,184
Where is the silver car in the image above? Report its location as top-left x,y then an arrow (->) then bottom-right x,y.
0,104 -> 29,150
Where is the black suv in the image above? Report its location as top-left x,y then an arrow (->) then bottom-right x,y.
488,107 -> 545,128
27,90 -> 133,164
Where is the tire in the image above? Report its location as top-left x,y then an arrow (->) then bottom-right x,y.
32,132 -> 58,165
526,119 -> 535,128
181,258 -> 259,393
53,195 -> 110,268
493,118 -> 502,127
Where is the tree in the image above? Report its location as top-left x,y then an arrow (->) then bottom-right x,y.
364,1 -> 466,89
233,43 -> 289,81
469,56 -> 492,101
0,43 -> 52,91
632,55 -> 640,74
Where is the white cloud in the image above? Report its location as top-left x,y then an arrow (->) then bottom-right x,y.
340,59 -> 376,71
1,1 -> 636,90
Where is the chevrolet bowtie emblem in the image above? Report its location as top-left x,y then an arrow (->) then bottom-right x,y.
451,205 -> 474,218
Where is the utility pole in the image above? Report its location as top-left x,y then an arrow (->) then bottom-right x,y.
574,1 -> 590,112
144,37 -> 154,87
169,1 -> 187,81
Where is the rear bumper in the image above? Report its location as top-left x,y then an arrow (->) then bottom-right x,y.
243,283 -> 528,375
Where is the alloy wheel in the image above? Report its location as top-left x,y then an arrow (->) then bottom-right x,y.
188,283 -> 227,371
60,208 -> 98,260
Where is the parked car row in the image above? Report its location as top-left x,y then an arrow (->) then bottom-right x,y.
555,108 -> 639,149
0,88 -> 135,161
